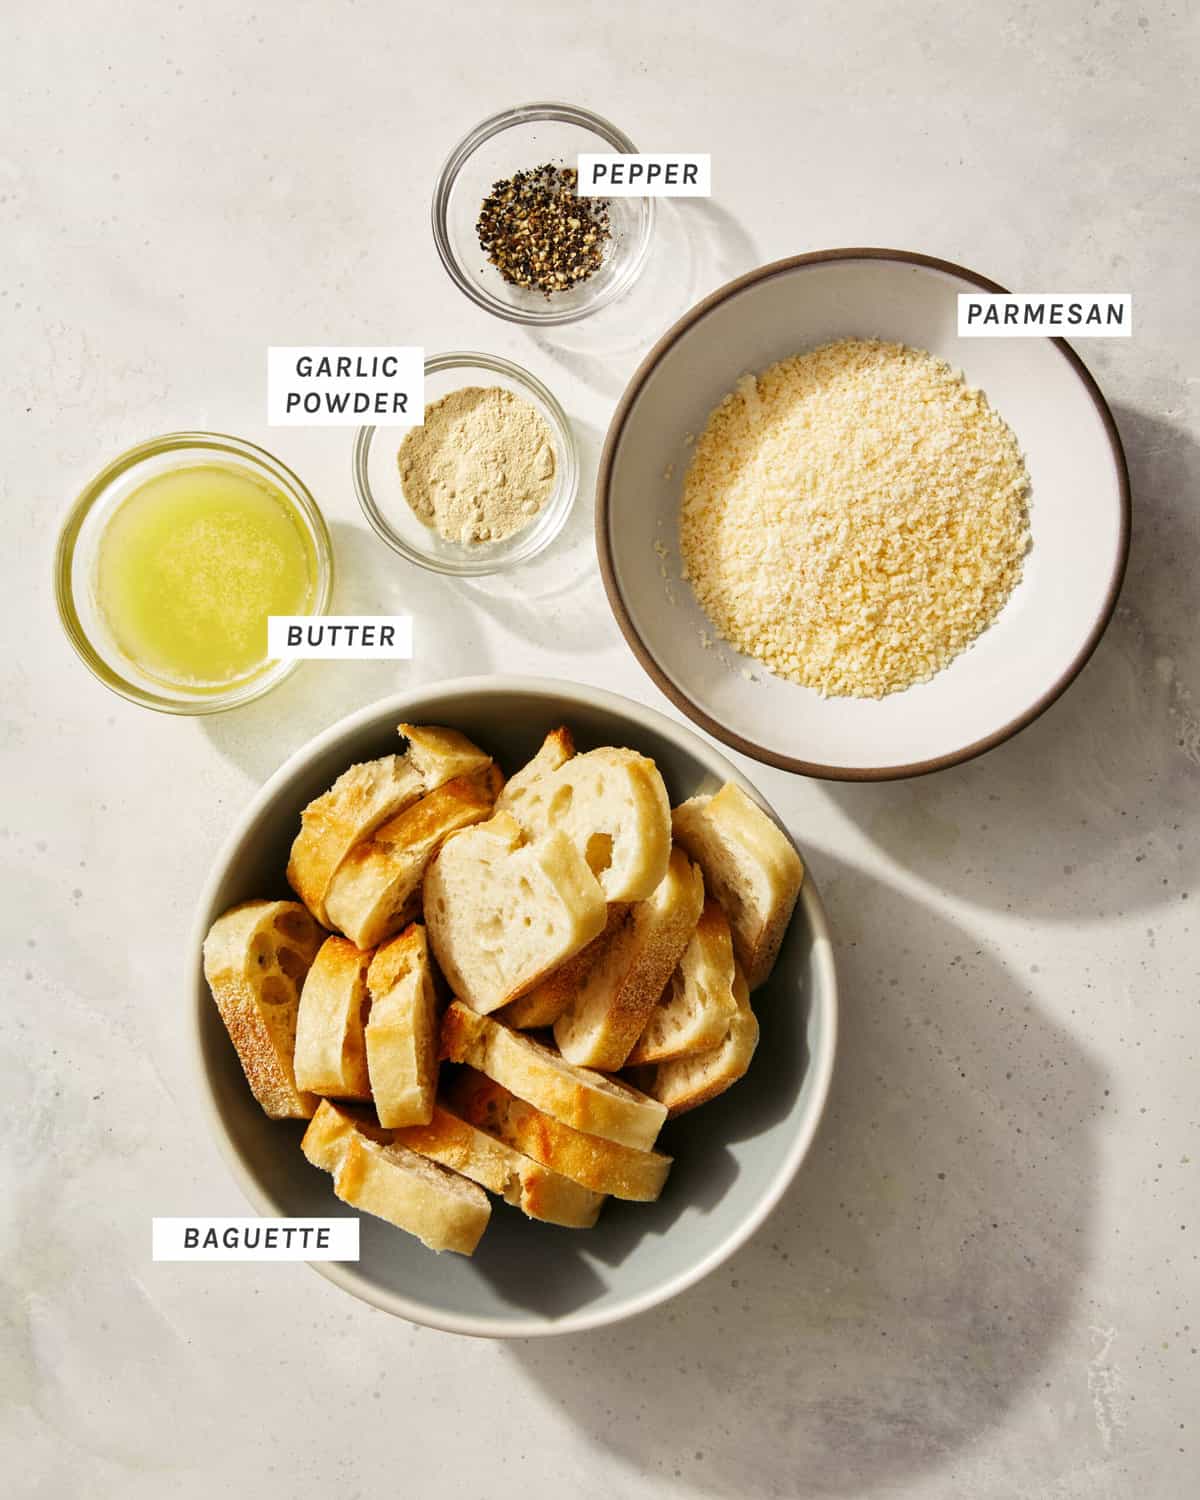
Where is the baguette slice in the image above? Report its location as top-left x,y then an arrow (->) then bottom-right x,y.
305,1095 -> 602,1229
630,962 -> 759,1117
396,1104 -> 604,1228
440,1001 -> 667,1150
499,902 -> 630,1030
202,899 -> 324,1120
364,924 -> 440,1128
301,1098 -> 394,1172
497,743 -> 672,902
424,812 -> 606,1014
554,848 -> 705,1070
294,936 -> 374,1099
495,726 -> 575,820
446,1070 -> 671,1202
671,783 -> 804,990
287,723 -> 491,924
333,1133 -> 490,1255
324,766 -> 503,949
627,898 -> 739,1065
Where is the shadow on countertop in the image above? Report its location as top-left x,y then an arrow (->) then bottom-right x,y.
525,198 -> 760,400
818,403 -> 1200,923
458,418 -> 620,661
507,848 -> 1107,1498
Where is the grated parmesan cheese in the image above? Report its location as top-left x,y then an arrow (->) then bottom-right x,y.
678,338 -> 1031,698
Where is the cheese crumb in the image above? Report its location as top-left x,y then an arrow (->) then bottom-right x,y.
678,338 -> 1031,698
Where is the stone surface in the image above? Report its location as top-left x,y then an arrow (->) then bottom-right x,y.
3,2 -> 1196,1496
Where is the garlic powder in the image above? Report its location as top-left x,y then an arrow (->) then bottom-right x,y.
398,385 -> 556,546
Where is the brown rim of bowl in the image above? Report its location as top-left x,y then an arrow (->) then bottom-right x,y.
595,246 -> 1132,783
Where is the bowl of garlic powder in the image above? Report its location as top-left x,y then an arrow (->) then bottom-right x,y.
354,351 -> 578,576
597,249 -> 1130,780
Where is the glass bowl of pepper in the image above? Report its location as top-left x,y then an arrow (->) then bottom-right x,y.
432,102 -> 655,326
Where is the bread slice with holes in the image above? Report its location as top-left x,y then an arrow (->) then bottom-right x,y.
333,1133 -> 490,1255
670,783 -> 804,990
364,924 -> 440,1128
554,847 -> 705,1070
627,898 -> 739,1065
497,743 -> 671,902
424,812 -> 606,1014
324,766 -> 503,949
440,1000 -> 667,1149
294,935 -> 374,1099
396,1105 -> 604,1228
287,723 -> 491,925
202,899 -> 325,1119
629,961 -> 759,1116
499,902 -> 630,1030
301,1098 -> 394,1172
445,1070 -> 671,1202
495,726 -> 575,821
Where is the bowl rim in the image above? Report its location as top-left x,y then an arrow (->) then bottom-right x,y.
595,247 -> 1133,782
430,100 -> 656,327
352,351 -> 580,577
189,675 -> 838,1338
54,429 -> 335,715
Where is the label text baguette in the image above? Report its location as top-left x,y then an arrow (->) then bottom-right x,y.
152,1216 -> 359,1260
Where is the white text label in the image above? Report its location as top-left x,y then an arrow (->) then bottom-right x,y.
268,346 -> 424,426
152,1217 -> 360,1261
268,616 -> 414,659
577,153 -> 711,197
957,295 -> 1131,338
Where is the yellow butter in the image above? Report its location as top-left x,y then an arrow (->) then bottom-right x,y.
95,463 -> 317,689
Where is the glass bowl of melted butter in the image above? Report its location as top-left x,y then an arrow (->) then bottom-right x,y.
55,432 -> 333,713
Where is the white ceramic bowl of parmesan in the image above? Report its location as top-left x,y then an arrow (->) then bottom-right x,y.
597,249 -> 1130,780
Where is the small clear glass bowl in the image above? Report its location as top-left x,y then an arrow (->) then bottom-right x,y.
432,102 -> 655,326
353,351 -> 579,577
54,432 -> 333,715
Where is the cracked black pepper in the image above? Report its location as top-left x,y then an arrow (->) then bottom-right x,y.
477,164 -> 611,295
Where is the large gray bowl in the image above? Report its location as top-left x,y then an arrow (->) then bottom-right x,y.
190,677 -> 837,1337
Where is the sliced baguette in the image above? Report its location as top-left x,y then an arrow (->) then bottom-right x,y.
364,924 -> 439,1128
333,1133 -> 490,1255
287,723 -> 491,924
446,1070 -> 671,1202
293,935 -> 374,1099
400,722 -> 492,783
301,1098 -> 393,1172
670,783 -> 804,990
630,961 -> 759,1117
499,902 -> 630,1030
424,812 -> 606,1015
497,743 -> 672,902
554,848 -> 705,1070
324,766 -> 502,949
627,898 -> 739,1065
202,899 -> 324,1120
440,1000 -> 667,1150
305,1094 -> 602,1229
495,726 -> 575,820
396,1104 -> 604,1228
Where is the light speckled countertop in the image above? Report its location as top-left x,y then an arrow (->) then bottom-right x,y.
4,3 -> 1196,1496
